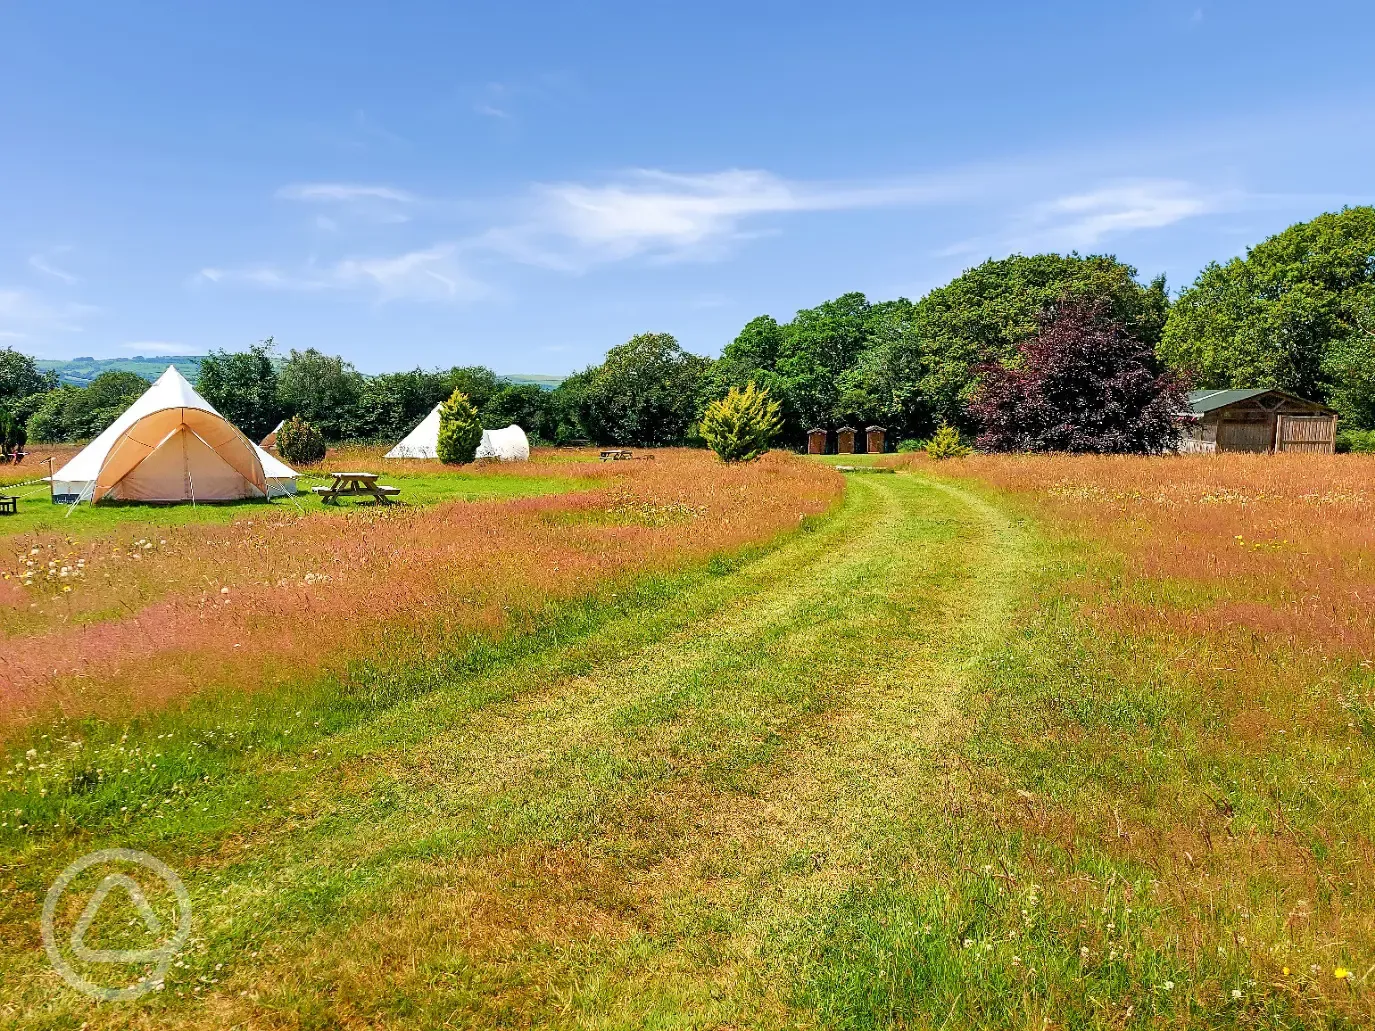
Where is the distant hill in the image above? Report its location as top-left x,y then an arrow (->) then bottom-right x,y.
500,374 -> 565,391
37,355 -> 207,387
36,356 -> 565,391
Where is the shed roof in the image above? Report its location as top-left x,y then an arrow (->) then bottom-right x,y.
1185,388 -> 1335,415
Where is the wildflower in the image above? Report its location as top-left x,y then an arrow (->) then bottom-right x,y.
1335,967 -> 1352,980
1231,989 -> 1242,999
1163,980 -> 1174,991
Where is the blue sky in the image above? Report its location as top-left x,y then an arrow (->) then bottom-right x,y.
2,1 -> 1373,374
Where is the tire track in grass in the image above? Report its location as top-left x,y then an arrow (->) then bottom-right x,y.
7,472 -> 1034,1030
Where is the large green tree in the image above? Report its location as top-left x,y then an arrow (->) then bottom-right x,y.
564,332 -> 710,446
1161,207 -> 1375,424
276,349 -> 366,441
197,340 -> 282,441
481,383 -> 552,441
0,348 -> 57,412
773,292 -> 877,433
26,370 -> 148,442
912,253 -> 1169,430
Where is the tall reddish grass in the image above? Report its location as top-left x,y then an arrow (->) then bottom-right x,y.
892,451 -> 1375,1021
897,451 -> 1375,655
0,449 -> 838,736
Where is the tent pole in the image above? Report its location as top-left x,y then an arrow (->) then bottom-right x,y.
185,430 -> 197,507
46,457 -> 54,504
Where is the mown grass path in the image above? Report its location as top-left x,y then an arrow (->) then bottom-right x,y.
7,471 -> 1035,1029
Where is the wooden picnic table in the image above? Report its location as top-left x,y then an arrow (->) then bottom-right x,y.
0,495 -> 16,516
312,472 -> 401,505
599,449 -> 633,461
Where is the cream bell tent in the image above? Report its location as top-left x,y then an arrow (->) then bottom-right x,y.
384,404 -> 530,461
50,367 -> 298,503
260,419 -> 284,449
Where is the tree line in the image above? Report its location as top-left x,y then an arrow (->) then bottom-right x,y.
2,206 -> 1372,455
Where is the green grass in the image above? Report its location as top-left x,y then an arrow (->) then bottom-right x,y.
0,470 -> 581,542
4,468 -> 1366,1028
1,471 -> 1036,1028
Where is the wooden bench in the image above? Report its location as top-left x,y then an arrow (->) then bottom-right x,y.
0,495 -> 16,515
314,472 -> 401,505
599,449 -> 633,461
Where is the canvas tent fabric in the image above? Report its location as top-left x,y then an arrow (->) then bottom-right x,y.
51,366 -> 298,502
261,419 -> 284,448
476,425 -> 530,461
384,404 -> 442,459
384,405 -> 530,462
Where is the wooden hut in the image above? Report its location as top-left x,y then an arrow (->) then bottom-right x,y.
807,427 -> 828,455
1177,389 -> 1337,454
865,425 -> 886,454
836,426 -> 856,455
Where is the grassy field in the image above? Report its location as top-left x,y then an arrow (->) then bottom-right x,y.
2,453 -> 1372,1028
0,445 -> 587,541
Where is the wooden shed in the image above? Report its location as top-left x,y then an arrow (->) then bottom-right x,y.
865,425 -> 886,454
807,427 -> 828,455
1177,389 -> 1337,454
836,426 -> 857,455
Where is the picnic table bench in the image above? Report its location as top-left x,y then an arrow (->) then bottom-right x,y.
0,495 -> 16,516
599,449 -> 633,461
312,472 -> 401,505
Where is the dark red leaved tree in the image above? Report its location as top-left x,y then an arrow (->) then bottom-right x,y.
970,297 -> 1187,454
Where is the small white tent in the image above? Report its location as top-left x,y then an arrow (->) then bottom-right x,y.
384,404 -> 443,459
384,404 -> 530,462
51,367 -> 298,503
476,425 -> 530,462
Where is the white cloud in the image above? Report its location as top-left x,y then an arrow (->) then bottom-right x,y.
206,165 -> 1252,302
29,249 -> 79,285
938,178 -> 1227,257
276,183 -> 417,204
486,168 -> 961,269
199,245 -> 486,303
332,245 -> 484,300
1028,181 -> 1219,247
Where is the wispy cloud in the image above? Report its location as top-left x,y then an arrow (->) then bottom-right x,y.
28,249 -> 80,285
204,162 -> 1264,305
1027,180 -> 1222,247
939,179 -> 1228,256
484,168 -> 966,269
473,81 -> 514,119
276,183 -> 417,204
471,73 -> 579,123
199,245 -> 486,303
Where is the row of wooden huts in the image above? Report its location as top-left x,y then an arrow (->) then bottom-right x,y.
804,389 -> 1340,456
807,425 -> 887,455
